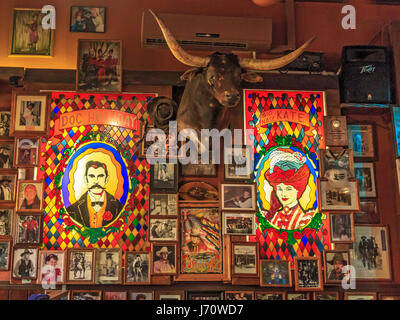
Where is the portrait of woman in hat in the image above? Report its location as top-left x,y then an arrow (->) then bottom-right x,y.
152,245 -> 176,274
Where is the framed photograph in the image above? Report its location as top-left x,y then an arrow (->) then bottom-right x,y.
347,124 -> 376,160
96,248 -> 122,284
11,92 -> 50,136
66,248 -> 95,284
150,163 -> 178,193
329,213 -> 354,243
149,193 -> 178,216
70,7 -> 106,33
0,142 -> 14,169
77,39 -> 122,92
354,162 -> 376,197
259,259 -> 292,287
103,292 -> 127,300
0,209 -> 13,238
323,115 -> 348,146
223,212 -> 255,235
0,173 -> 17,202
313,292 -> 339,300
232,242 -> 259,277
151,242 -> 177,276
15,212 -> 42,245
0,112 -> 11,137
221,183 -> 256,211
344,292 -> 377,300
181,163 -> 217,177
10,8 -> 54,56
16,180 -> 44,211
128,291 -> 153,300
318,179 -> 360,212
179,181 -> 218,201
255,291 -> 286,300
379,294 -> 400,300
38,250 -> 66,285
71,290 -> 101,300
11,246 -> 38,280
149,218 -> 178,241
14,138 -> 39,167
125,252 -> 151,284
287,293 -> 310,300
156,291 -> 184,300
224,146 -> 253,181
323,250 -> 350,284
181,207 -> 222,274
392,106 -> 400,157
320,148 -> 354,182
225,291 -> 254,300
349,225 -> 391,281
0,239 -> 12,271
355,199 -> 380,224
293,256 -> 323,291
186,291 -> 224,300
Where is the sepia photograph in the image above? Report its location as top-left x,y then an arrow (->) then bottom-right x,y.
67,249 -> 95,284
294,256 -> 323,291
70,7 -> 106,33
0,209 -> 13,237
151,243 -> 177,276
125,252 -> 150,284
96,249 -> 122,284
15,138 -> 39,167
319,179 -> 360,211
260,260 -> 292,287
149,193 -> 178,216
0,239 -> 11,271
314,292 -> 339,300
221,184 -> 256,211
38,250 -> 65,285
324,250 -> 350,284
354,162 -> 376,198
223,212 -> 255,235
329,213 -> 354,243
224,146 -> 253,181
232,242 -> 258,277
150,163 -> 178,192
15,213 -> 42,245
12,246 -> 38,280
344,292 -> 377,300
0,143 -> 14,169
149,218 -> 178,241
255,292 -> 285,300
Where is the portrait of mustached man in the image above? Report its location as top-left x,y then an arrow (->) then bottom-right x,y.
66,160 -> 123,228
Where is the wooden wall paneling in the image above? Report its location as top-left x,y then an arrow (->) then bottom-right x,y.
0,290 -> 8,300
9,290 -> 28,300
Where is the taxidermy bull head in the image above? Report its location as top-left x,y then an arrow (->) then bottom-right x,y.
148,9 -> 315,138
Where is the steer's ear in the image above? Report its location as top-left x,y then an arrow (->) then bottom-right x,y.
241,71 -> 263,83
180,68 -> 201,81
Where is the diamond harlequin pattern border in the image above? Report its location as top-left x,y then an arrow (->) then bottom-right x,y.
39,92 -> 154,251
245,90 -> 330,260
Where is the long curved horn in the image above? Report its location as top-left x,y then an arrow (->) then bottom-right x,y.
238,36 -> 316,71
149,9 -> 210,68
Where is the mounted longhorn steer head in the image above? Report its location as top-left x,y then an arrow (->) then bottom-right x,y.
149,10 -> 315,142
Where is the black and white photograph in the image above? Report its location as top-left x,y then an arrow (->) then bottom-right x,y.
15,213 -> 42,245
294,256 -> 323,291
324,250 -> 350,283
330,213 -> 354,243
149,218 -> 178,241
223,212 -> 255,235
125,252 -> 150,284
0,240 -> 11,271
150,163 -> 178,192
0,209 -> 12,237
224,146 -> 252,181
319,179 -> 360,211
0,143 -> 14,169
149,193 -> 177,216
128,291 -> 153,300
354,162 -> 376,197
0,112 -> 11,136
70,7 -> 106,33
255,292 -> 285,300
181,163 -> 217,176
15,138 -> 39,167
320,148 -> 354,182
349,225 -> 391,280
186,291 -> 224,300
67,249 -> 95,284
355,199 -> 380,224
0,174 -> 16,202
97,249 -> 122,284
71,290 -> 101,300
221,184 -> 256,211
232,242 -> 258,277
12,246 -> 38,279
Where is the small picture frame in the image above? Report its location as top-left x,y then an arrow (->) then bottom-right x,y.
313,292 -> 339,300
347,123 -> 376,161
11,92 -> 50,136
14,212 -> 42,245
323,250 -> 350,284
149,193 -> 178,217
11,245 -> 38,280
128,291 -> 153,300
225,291 -> 254,300
323,115 -> 348,147
186,291 -> 224,300
223,212 -> 255,236
0,141 -> 14,169
221,183 -> 256,211
156,291 -> 184,300
149,218 -> 178,241
124,251 -> 151,284
224,146 -> 253,181
255,291 -> 286,300
16,180 -> 44,211
0,173 -> 17,202
329,213 -> 354,243
0,209 -> 13,238
66,248 -> 96,284
344,292 -> 377,300
354,162 -> 376,198
318,179 -> 360,212
231,242 -> 259,277
0,112 -> 11,137
320,148 -> 354,182
181,163 -> 217,177
103,291 -> 127,300
71,290 -> 102,300
151,242 -> 177,276
294,256 -> 323,291
379,294 -> 400,300
70,7 -> 106,33
150,163 -> 178,193
76,39 -> 122,92
96,248 -> 122,284
14,138 -> 40,167
38,250 -> 66,285
179,181 -> 218,201
259,259 -> 292,287
0,239 -> 12,271
355,199 -> 380,224
287,293 -> 310,300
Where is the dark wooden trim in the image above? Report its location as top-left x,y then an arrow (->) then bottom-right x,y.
0,68 -> 24,82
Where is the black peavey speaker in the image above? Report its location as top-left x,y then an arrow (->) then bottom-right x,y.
340,46 -> 391,104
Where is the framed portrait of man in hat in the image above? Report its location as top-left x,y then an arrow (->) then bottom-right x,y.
11,246 -> 38,280
15,212 -> 42,245
323,250 -> 350,284
151,243 -> 177,276
96,248 -> 122,284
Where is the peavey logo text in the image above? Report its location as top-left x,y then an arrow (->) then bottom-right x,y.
360,64 -> 375,74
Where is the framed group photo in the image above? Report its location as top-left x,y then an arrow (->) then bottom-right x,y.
231,242 -> 259,277
70,6 -> 106,33
149,193 -> 178,216
293,256 -> 323,291
223,212 -> 255,236
149,218 -> 178,242
318,179 -> 360,212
